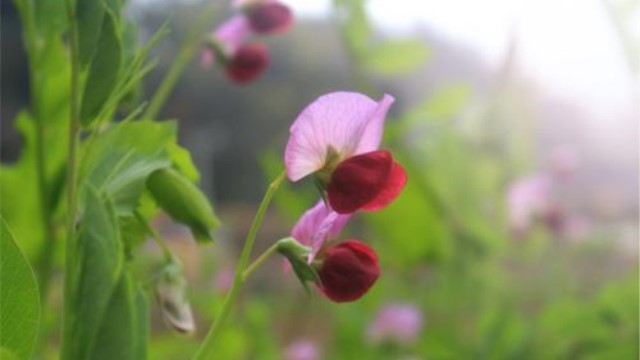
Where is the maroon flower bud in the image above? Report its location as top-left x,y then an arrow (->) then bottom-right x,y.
245,2 -> 293,34
327,150 -> 407,214
225,43 -> 270,84
316,240 -> 380,302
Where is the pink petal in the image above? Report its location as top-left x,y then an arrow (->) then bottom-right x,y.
284,92 -> 395,181
214,15 -> 252,54
291,200 -> 350,259
506,173 -> 552,234
201,48 -> 215,69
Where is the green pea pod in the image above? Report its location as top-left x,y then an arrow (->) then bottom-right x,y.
146,168 -> 220,243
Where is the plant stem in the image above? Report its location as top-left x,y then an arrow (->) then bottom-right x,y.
60,0 -> 82,357
242,242 -> 279,281
134,211 -> 174,262
192,171 -> 286,360
143,3 -> 218,120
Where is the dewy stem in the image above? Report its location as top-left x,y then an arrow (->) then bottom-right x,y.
192,171 -> 286,360
143,3 -> 218,120
60,0 -> 82,357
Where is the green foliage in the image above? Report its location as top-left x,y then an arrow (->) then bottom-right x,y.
364,40 -> 431,75
80,8 -> 123,125
91,275 -> 149,360
80,120 -> 175,215
65,187 -> 124,359
0,218 -> 41,360
146,168 -> 220,243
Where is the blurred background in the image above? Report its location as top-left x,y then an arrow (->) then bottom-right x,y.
2,0 -> 639,359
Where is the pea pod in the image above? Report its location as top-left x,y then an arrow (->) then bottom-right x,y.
146,168 -> 220,243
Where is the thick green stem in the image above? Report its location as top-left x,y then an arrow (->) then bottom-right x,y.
60,0 -> 82,357
143,3 -> 218,120
192,172 -> 286,360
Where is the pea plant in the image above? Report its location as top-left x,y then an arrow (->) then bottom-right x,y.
0,0 -> 408,359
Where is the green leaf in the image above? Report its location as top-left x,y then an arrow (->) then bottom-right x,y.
146,168 -> 220,243
0,217 -> 40,360
90,274 -> 148,360
80,8 -> 123,125
364,40 -> 431,75
66,187 -> 123,360
0,347 -> 20,360
80,120 -> 175,216
168,142 -> 200,182
76,0 -> 107,66
34,0 -> 67,34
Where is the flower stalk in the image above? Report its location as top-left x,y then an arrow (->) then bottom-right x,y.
60,0 -> 82,356
192,171 -> 286,360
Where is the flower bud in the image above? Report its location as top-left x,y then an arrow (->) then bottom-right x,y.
146,168 -> 220,243
155,262 -> 196,334
245,2 -> 293,34
315,240 -> 380,302
225,43 -> 270,84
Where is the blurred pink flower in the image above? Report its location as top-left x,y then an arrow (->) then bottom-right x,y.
285,92 -> 407,214
202,0 -> 292,84
284,339 -> 320,360
548,144 -> 580,180
506,173 -> 553,236
368,303 -> 423,345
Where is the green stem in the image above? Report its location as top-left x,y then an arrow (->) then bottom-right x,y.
143,3 -> 218,120
134,211 -> 173,262
192,172 -> 286,360
241,242 -> 280,282
60,0 -> 82,357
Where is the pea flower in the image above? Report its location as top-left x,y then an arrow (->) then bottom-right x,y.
288,201 -> 380,302
507,173 -> 553,236
203,16 -> 270,84
283,339 -> 320,360
367,303 -> 423,345
285,92 -> 407,214
234,0 -> 293,34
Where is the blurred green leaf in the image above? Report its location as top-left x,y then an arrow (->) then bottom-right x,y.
366,152 -> 452,265
168,142 -> 200,183
146,168 -> 220,243
81,8 -> 123,125
0,347 -> 20,360
77,0 -> 106,66
90,274 -> 148,359
364,40 -> 431,75
0,218 -> 40,360
80,120 -> 175,216
34,0 -> 66,34
1,113 -> 47,261
66,187 -> 123,360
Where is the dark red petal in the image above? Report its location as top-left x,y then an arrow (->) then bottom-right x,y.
327,150 -> 393,214
316,240 -> 380,302
246,2 -> 293,34
225,43 -> 270,84
361,160 -> 407,211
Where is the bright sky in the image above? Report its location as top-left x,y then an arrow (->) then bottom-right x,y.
286,0 -> 639,163
287,0 -> 639,120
